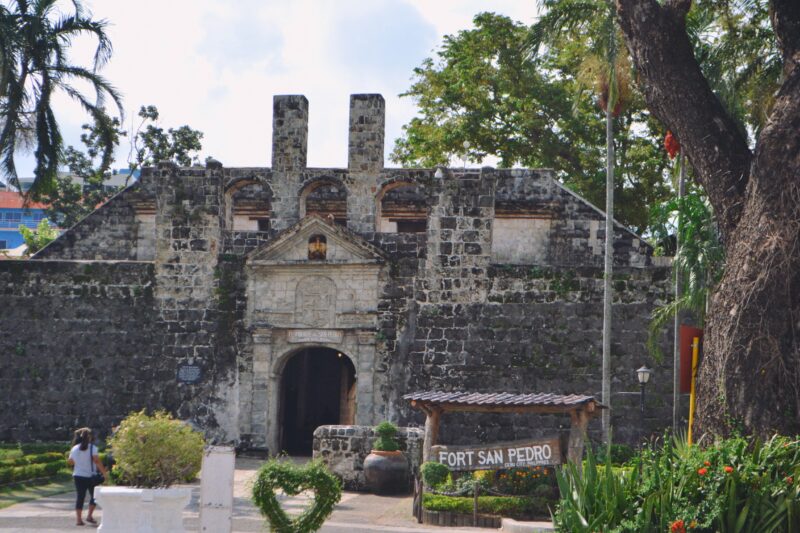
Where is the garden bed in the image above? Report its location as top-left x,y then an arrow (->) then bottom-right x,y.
422,493 -> 552,521
0,442 -> 86,487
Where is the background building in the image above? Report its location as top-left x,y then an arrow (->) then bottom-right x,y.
0,192 -> 49,250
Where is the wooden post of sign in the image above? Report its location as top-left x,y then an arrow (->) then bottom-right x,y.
473,482 -> 479,526
422,406 -> 441,462
567,408 -> 590,474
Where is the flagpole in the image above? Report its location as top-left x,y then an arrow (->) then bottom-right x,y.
673,154 -> 685,430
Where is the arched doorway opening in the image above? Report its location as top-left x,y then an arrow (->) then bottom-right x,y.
280,347 -> 356,455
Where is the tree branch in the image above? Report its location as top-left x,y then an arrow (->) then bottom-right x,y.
615,0 -> 752,243
770,0 -> 800,77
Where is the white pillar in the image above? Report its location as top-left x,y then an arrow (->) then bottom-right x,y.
199,446 -> 235,533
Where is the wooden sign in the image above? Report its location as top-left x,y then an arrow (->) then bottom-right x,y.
431,438 -> 561,471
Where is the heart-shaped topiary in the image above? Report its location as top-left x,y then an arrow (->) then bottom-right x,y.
252,459 -> 342,533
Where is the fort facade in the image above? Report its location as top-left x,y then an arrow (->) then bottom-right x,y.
0,94 -> 672,452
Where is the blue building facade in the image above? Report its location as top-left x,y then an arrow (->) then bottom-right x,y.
0,192 -> 49,249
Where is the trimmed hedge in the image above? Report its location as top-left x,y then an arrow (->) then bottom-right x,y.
0,442 -> 69,455
422,493 -> 551,519
0,452 -> 66,468
0,461 -> 63,485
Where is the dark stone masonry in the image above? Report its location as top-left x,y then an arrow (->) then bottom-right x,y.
0,94 -> 673,458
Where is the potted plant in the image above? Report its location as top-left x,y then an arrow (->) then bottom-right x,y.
97,410 -> 204,533
363,421 -> 409,494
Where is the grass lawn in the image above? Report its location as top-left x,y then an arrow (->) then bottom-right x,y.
0,473 -> 73,510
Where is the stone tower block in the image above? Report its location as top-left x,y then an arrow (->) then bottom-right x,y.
271,95 -> 308,173
348,94 -> 385,174
423,167 -> 496,304
154,161 -> 224,361
346,94 -> 385,233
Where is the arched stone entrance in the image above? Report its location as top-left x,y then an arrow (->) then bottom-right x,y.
279,346 -> 356,455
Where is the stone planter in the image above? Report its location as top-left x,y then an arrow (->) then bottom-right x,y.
96,486 -> 192,533
363,450 -> 409,494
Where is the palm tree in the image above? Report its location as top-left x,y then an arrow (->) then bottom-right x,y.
527,0 -> 628,443
647,187 -> 724,358
0,0 -> 122,196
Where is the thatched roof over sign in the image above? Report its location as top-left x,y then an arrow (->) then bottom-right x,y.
403,391 -> 605,415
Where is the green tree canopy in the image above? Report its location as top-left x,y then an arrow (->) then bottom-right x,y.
43,105 -> 204,228
391,12 -> 672,234
130,105 -> 204,168
0,0 -> 123,197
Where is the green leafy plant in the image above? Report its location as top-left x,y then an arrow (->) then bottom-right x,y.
553,444 -> 640,532
252,459 -> 342,533
19,219 -> 57,255
372,421 -> 400,452
553,434 -> 800,532
109,410 -> 204,488
420,461 -> 449,488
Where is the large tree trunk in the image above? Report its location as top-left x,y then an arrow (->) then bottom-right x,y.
616,0 -> 800,437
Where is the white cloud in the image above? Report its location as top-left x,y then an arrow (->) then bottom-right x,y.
13,0 -> 539,176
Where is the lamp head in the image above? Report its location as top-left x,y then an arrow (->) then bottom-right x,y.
636,366 -> 653,385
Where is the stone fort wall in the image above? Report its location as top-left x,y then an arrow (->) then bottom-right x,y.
0,261 -> 157,439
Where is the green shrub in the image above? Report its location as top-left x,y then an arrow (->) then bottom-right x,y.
252,459 -> 342,532
0,460 -> 63,485
0,452 -> 66,468
422,493 -> 550,519
420,461 -> 450,488
19,442 -> 69,455
372,421 -> 400,452
0,442 -> 68,457
109,410 -> 204,488
594,442 -> 636,466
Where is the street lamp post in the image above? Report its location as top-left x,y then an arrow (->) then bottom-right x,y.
636,366 -> 653,446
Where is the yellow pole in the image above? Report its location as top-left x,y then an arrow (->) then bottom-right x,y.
687,337 -> 700,445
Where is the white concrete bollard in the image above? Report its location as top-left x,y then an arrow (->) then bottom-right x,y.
199,446 -> 235,533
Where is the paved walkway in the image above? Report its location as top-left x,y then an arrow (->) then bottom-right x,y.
0,458 -> 512,532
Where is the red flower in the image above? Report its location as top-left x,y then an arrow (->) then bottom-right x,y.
670,519 -> 687,533
697,468 -> 708,476
664,130 -> 681,159
787,476 -> 794,484
704,461 -> 711,467
725,466 -> 734,474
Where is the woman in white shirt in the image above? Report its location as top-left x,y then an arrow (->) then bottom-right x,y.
67,428 -> 108,526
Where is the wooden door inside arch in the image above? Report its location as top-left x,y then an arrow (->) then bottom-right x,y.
279,347 -> 356,455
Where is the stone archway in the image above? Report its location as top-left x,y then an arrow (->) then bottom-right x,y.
278,346 -> 356,455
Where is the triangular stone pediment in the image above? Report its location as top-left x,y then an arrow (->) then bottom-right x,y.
248,216 -> 386,264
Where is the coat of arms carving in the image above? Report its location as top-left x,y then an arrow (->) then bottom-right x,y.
295,276 -> 336,327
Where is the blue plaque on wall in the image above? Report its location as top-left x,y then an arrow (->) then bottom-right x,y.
177,364 -> 202,384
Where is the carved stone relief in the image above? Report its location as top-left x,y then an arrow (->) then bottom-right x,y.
295,275 -> 336,327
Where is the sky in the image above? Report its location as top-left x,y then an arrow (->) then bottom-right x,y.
15,0 -> 539,177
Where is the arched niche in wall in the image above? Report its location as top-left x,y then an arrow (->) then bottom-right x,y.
299,178 -> 347,226
376,179 -> 427,233
224,177 -> 273,231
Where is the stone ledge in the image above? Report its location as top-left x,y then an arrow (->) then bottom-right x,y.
312,424 -> 423,491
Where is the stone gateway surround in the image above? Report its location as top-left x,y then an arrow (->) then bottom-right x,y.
0,94 -> 673,452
